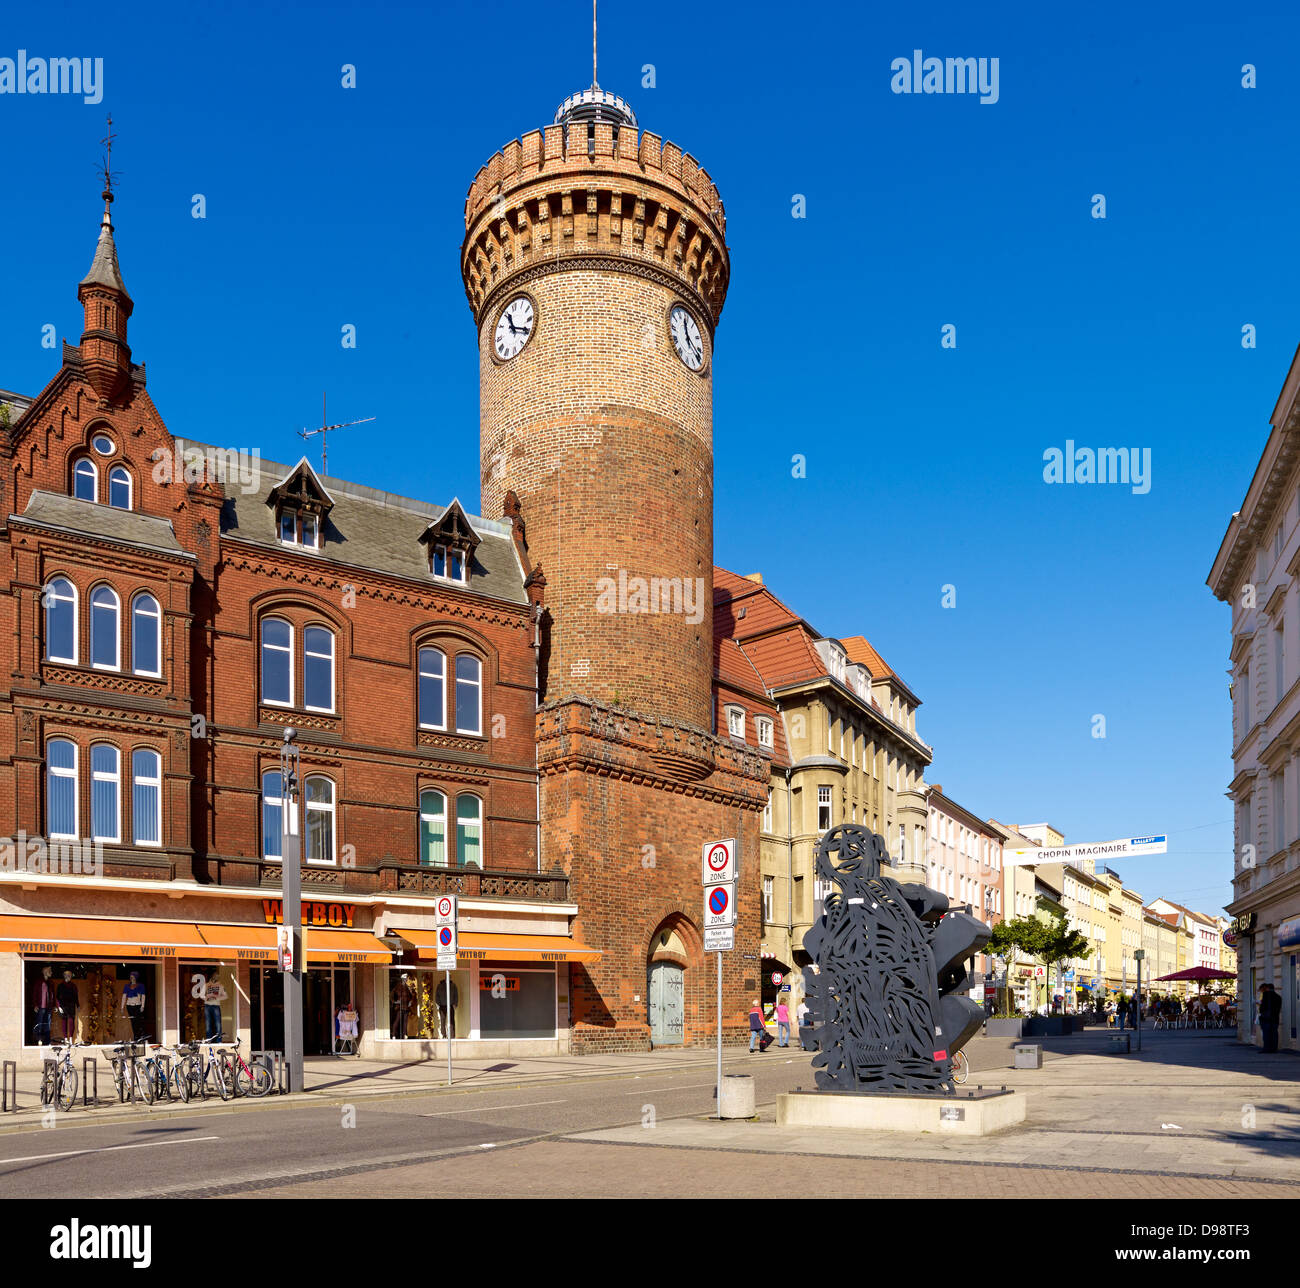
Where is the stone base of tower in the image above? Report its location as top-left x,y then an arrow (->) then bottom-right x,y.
538,698 -> 769,1055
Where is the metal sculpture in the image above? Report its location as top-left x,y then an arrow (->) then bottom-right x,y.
801,824 -> 990,1094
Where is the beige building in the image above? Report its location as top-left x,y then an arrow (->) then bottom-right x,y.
714,570 -> 933,1006
1143,911 -> 1183,998
1207,341 -> 1300,1049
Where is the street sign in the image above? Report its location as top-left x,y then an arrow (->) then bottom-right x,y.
704,926 -> 734,952
770,971 -> 782,985
702,838 -> 737,885
434,895 -> 458,969
704,881 -> 736,929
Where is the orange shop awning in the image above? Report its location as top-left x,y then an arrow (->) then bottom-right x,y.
0,916 -> 392,964
397,929 -> 601,964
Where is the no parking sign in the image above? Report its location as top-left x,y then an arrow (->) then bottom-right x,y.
704,881 -> 736,929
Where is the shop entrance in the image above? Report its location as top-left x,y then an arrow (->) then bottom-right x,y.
252,966 -> 354,1055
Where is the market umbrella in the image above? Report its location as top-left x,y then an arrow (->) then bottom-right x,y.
1154,967 -> 1235,981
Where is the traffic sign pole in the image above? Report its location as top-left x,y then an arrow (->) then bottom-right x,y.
716,949 -> 722,1117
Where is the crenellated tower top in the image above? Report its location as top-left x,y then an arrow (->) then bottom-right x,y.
461,109 -> 729,335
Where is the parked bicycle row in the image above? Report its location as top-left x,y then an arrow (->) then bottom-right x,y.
39,1035 -> 276,1111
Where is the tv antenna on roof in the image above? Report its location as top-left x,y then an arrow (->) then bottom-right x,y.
297,393 -> 375,475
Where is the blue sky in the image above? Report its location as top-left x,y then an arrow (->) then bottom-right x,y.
4,0 -> 1295,914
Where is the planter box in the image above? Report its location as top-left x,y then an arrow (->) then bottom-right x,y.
985,1018 -> 1023,1039
1023,1016 -> 1074,1037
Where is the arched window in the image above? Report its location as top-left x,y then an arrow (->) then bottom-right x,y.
131,593 -> 162,677
454,654 -> 481,735
260,617 -> 293,706
418,647 -> 446,730
419,789 -> 446,866
73,457 -> 97,502
108,466 -> 132,510
90,743 -> 120,843
305,776 -> 335,864
45,577 -> 77,664
131,748 -> 162,846
455,793 -> 482,869
261,770 -> 284,860
46,739 -> 78,839
303,626 -> 334,712
90,585 -> 120,670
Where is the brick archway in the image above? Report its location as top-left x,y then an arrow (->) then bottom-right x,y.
646,909 -> 706,1046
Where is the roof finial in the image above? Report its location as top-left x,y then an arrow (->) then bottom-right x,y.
593,0 -> 598,88
98,112 -> 119,227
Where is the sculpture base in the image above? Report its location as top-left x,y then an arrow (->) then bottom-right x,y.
776,1088 -> 1025,1137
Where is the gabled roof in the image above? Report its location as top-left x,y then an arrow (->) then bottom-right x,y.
713,635 -> 790,766
420,496 -> 481,551
266,456 -> 335,510
841,635 -> 920,705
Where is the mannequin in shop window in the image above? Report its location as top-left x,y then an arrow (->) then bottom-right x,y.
32,965 -> 55,1046
390,974 -> 415,1039
336,999 -> 359,1055
120,971 -> 147,1042
56,970 -> 81,1043
436,977 -> 459,1040
203,978 -> 228,1042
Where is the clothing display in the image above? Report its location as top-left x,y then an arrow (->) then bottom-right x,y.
121,977 -> 148,1042
435,978 -> 459,1039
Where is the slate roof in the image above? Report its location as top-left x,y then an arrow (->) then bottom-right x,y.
15,490 -> 189,557
80,216 -> 131,299
213,446 -> 527,606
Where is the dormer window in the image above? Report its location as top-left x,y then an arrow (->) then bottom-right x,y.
277,508 -> 321,549
726,704 -> 746,739
420,499 -> 481,587
267,458 -> 334,554
756,716 -> 774,749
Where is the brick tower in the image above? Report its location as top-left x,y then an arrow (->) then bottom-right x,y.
463,85 -> 768,1051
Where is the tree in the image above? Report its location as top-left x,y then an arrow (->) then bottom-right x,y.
987,913 -> 1091,1012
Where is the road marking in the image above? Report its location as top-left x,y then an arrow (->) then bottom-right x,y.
420,1099 -> 567,1117
615,1082 -> 717,1095
0,1135 -> 220,1167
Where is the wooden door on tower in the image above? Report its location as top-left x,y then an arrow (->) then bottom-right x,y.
648,962 -> 684,1045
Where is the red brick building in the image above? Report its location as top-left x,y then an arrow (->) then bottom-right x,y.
0,184 -> 595,1066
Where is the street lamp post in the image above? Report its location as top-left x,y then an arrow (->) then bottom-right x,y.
280,728 -> 305,1092
1133,948 -> 1144,1052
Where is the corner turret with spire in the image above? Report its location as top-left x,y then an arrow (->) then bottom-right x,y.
76,115 -> 135,406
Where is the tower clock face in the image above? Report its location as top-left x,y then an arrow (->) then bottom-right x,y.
669,305 -> 705,371
493,296 -> 535,360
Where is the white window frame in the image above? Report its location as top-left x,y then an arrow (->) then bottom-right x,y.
107,465 -> 132,510
756,717 -> 773,749
278,509 -> 297,545
131,593 -> 163,678
89,585 -> 121,671
761,876 -> 773,923
45,577 -> 78,665
303,625 -> 335,714
419,788 -> 447,866
73,457 -> 98,502
301,512 -> 320,550
260,616 -> 294,708
47,738 -> 79,840
727,705 -> 745,739
131,748 -> 162,847
418,647 -> 447,730
817,784 -> 832,832
454,653 -> 482,736
261,769 -> 284,861
304,775 -> 336,865
455,792 -> 483,868
90,742 -> 121,844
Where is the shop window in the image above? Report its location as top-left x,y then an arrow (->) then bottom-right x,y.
303,625 -> 335,712
24,960 -> 155,1047
131,593 -> 162,677
418,647 -> 446,729
132,748 -> 162,847
108,466 -> 132,510
479,968 -> 556,1039
45,577 -> 77,664
455,793 -> 482,868
262,770 -> 284,859
47,739 -> 78,839
90,585 -> 120,670
260,616 -> 293,706
73,457 -> 97,501
90,743 -> 120,843
305,775 -> 335,864
178,962 -> 236,1043
419,789 -> 446,865
455,654 -> 481,734
385,967 -> 469,1040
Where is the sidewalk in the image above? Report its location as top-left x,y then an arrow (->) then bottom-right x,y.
0,1042 -> 760,1132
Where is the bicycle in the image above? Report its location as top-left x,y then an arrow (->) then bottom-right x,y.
950,1048 -> 970,1086
193,1040 -> 234,1101
105,1039 -> 151,1104
41,1039 -> 84,1112
137,1043 -> 179,1103
219,1038 -> 273,1098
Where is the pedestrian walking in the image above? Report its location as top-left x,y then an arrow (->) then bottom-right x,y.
796,998 -> 810,1049
775,998 -> 790,1047
748,1000 -> 765,1053
1259,984 -> 1281,1053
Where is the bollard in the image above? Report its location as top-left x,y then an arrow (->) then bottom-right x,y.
718,1073 -> 755,1119
2,1060 -> 16,1112
82,1058 -> 98,1108
252,1050 -> 284,1094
